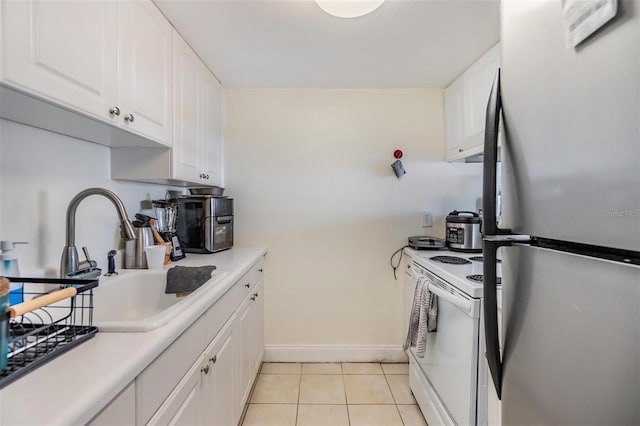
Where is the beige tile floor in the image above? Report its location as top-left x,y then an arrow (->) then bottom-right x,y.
241,362 -> 428,426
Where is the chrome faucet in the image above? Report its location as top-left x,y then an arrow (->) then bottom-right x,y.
60,188 -> 137,278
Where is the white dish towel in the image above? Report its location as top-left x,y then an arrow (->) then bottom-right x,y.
404,276 -> 438,358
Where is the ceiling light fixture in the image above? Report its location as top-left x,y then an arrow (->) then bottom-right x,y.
314,0 -> 385,18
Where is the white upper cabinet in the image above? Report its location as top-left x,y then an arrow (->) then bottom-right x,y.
464,44 -> 501,142
173,32 -> 203,183
445,75 -> 465,159
1,0 -> 172,147
201,71 -> 223,187
118,0 -> 173,144
110,30 -> 224,186
173,30 -> 223,186
445,43 -> 500,162
1,0 -> 119,120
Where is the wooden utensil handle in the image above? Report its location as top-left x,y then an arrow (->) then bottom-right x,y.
149,219 -> 166,245
9,287 -> 77,318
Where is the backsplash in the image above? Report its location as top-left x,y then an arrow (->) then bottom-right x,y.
0,119 -> 184,276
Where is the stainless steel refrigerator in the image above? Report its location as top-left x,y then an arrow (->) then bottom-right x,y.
482,1 -> 640,424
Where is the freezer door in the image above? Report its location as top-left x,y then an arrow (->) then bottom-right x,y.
500,0 -> 640,251
501,245 -> 640,425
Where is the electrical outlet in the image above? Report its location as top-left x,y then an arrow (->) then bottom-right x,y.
422,211 -> 433,227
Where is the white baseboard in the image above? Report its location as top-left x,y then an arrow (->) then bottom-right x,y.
263,345 -> 408,363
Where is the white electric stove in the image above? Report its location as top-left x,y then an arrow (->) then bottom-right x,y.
404,248 -> 502,426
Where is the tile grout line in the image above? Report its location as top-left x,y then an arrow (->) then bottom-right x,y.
295,370 -> 301,426
341,364 -> 352,426
383,369 -> 408,425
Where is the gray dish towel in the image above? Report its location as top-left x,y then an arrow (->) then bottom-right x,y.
404,276 -> 438,358
165,265 -> 217,294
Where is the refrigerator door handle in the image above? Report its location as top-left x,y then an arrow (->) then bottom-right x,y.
483,238 -> 504,399
482,68 -> 511,236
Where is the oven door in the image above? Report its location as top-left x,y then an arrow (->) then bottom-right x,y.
409,268 -> 481,426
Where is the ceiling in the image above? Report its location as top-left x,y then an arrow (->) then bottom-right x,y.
154,0 -> 500,89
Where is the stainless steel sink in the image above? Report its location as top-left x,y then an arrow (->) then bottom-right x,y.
93,268 -> 228,332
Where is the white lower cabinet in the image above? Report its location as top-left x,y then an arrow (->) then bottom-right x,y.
235,280 -> 264,415
254,284 -> 265,373
89,382 -> 136,426
126,258 -> 265,426
204,320 -> 237,425
147,354 -> 206,425
149,318 -> 237,426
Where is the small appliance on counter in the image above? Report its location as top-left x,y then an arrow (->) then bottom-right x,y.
175,195 -> 233,253
152,200 -> 186,261
407,236 -> 446,250
445,210 -> 482,252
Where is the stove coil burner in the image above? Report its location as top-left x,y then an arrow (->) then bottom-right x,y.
468,256 -> 501,263
430,256 -> 471,265
466,274 -> 502,285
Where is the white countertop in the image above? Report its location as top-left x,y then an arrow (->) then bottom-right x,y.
0,246 -> 267,426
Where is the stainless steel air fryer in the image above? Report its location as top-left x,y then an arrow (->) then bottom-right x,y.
175,196 -> 233,253
445,210 -> 482,252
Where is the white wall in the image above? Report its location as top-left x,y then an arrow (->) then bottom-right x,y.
225,89 -> 483,358
0,119 -> 184,276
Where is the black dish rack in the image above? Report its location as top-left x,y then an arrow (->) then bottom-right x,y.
0,277 -> 99,389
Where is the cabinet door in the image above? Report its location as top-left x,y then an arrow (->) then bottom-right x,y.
236,296 -> 255,413
444,75 -> 465,160
463,43 -> 500,143
118,0 -> 173,145
204,319 -> 237,426
201,71 -> 223,187
172,32 -> 202,182
1,0 -> 118,121
254,282 -> 265,373
147,355 -> 206,426
89,382 -> 135,426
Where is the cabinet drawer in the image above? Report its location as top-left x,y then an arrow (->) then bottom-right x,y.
203,279 -> 244,345
136,314 -> 206,425
238,258 -> 265,297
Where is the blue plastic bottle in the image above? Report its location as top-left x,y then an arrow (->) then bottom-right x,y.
1,241 -> 23,305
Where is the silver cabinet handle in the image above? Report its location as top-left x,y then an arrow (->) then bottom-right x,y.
254,293 -> 259,298
109,107 -> 120,116
251,295 -> 256,301
245,283 -> 250,288
258,268 -> 263,273
205,174 -> 210,179
458,148 -> 464,153
124,113 -> 135,122
201,364 -> 210,374
209,355 -> 217,364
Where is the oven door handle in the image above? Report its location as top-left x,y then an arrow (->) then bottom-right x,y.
410,269 -> 476,315
426,283 -> 473,315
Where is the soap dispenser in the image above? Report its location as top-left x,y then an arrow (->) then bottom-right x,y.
1,241 -> 26,305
